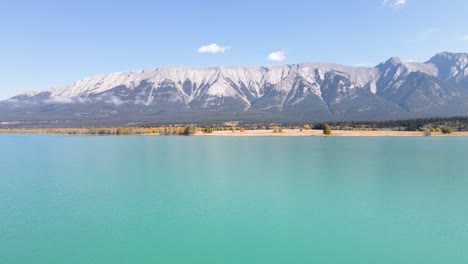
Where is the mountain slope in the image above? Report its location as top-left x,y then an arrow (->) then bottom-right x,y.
1,52 -> 467,127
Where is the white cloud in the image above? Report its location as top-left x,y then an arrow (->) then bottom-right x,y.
267,50 -> 287,61
197,43 -> 230,54
382,0 -> 407,9
44,96 -> 74,104
462,35 -> 468,41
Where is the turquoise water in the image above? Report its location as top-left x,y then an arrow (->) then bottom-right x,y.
1,135 -> 468,263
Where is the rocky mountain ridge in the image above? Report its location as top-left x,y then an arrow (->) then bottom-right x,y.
1,52 -> 467,126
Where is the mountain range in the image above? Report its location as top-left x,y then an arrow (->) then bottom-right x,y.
1,52 -> 467,127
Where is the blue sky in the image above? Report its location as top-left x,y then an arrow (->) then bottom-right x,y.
0,0 -> 467,99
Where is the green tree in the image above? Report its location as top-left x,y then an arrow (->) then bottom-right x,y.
323,124 -> 332,135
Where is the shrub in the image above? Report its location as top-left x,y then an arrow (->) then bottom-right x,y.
272,126 -> 283,133
183,126 -> 196,135
441,127 -> 453,134
323,124 -> 332,135
424,128 -> 431,137
203,127 -> 213,134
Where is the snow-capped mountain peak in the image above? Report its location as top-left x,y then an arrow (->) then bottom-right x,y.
2,52 -> 467,126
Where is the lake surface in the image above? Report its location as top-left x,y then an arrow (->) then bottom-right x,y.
1,135 -> 468,263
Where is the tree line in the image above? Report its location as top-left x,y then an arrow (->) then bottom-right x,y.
313,116 -> 468,131
1,116 -> 466,135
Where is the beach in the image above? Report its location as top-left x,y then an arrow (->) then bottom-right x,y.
1,128 -> 467,137
195,129 -> 468,137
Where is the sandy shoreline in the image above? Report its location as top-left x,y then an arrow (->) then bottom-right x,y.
1,128 -> 467,137
195,129 -> 468,137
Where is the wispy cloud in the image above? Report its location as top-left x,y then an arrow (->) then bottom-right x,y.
353,63 -> 372,67
382,0 -> 407,9
408,27 -> 439,42
105,96 -> 124,106
197,43 -> 230,54
267,50 -> 287,61
44,96 -> 74,104
462,35 -> 468,41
